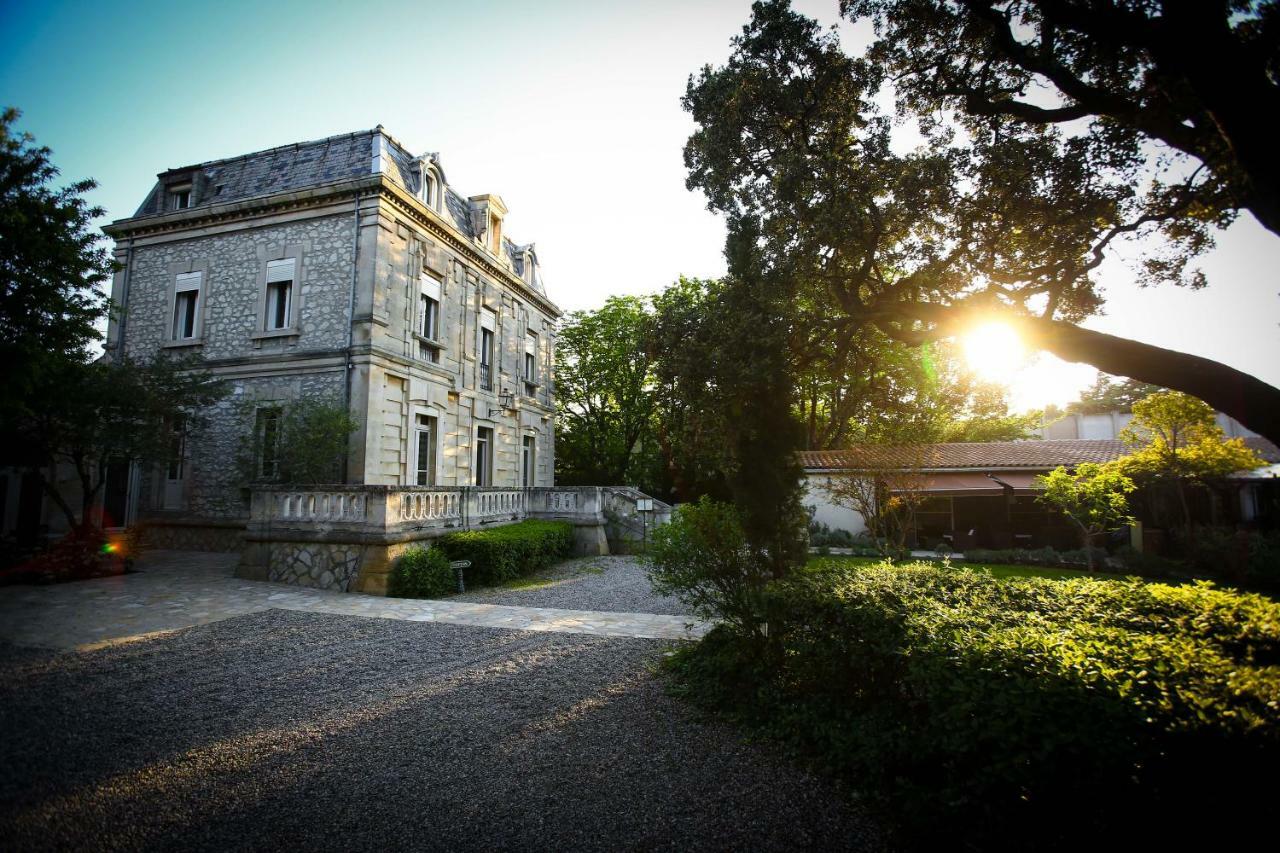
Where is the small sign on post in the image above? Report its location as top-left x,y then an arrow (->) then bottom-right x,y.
449,559 -> 472,593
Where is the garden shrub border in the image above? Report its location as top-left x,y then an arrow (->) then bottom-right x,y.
433,519 -> 574,588
665,561 -> 1280,849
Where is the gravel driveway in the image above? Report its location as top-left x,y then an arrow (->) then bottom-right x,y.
450,555 -> 692,616
0,609 -> 879,851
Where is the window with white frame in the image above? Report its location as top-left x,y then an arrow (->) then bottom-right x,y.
522,435 -> 536,487
171,271 -> 202,341
475,426 -> 493,486
169,186 -> 191,210
524,330 -> 538,389
423,172 -> 438,209
419,273 -> 442,363
414,414 -> 438,486
479,308 -> 496,392
264,259 -> 295,331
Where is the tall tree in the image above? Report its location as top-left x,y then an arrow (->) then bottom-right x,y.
8,356 -> 227,534
0,107 -> 111,415
554,296 -> 659,488
683,1 -> 1280,443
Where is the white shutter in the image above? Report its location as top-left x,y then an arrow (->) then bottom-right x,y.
480,308 -> 496,331
266,258 -> 296,283
422,274 -> 442,301
176,271 -> 202,292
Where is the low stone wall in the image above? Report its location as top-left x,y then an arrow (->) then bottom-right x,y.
237,485 -> 620,595
141,518 -> 246,553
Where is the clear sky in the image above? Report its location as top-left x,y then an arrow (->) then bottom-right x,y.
3,0 -> 1277,412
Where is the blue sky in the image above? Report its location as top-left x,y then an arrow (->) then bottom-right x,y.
3,0 -> 1278,410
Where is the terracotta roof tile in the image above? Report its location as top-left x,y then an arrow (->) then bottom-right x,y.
799,436 -> 1280,471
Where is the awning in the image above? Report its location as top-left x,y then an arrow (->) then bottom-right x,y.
889,471 -> 1043,497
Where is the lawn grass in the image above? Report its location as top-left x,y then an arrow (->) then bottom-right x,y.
807,554 -> 1129,582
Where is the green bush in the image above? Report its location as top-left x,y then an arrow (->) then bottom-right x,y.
667,563 -> 1280,849
1174,526 -> 1280,591
434,520 -> 573,587
646,497 -> 772,632
387,545 -> 454,599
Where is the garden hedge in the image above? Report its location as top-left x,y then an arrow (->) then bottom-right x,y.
387,545 -> 454,599
667,562 -> 1280,849
434,520 -> 573,587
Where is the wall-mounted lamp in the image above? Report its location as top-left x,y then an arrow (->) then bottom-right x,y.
489,389 -> 514,418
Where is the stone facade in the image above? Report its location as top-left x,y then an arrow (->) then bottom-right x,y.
101,128 -> 561,537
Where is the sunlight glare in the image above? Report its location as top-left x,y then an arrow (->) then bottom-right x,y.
963,323 -> 1025,384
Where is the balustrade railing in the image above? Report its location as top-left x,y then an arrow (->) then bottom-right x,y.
251,485 -> 610,534
275,490 -> 368,523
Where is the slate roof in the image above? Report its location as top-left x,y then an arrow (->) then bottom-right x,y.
134,129 -> 381,217
799,437 -> 1280,471
129,128 -> 548,296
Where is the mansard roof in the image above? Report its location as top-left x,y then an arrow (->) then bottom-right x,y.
128,126 -> 547,296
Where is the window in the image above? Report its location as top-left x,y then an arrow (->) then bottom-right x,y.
490,215 -> 502,253
524,329 -> 538,390
169,186 -> 191,210
264,259 -> 295,331
256,408 -> 282,479
414,414 -> 437,486
475,427 -> 493,486
480,328 -> 494,391
166,415 -> 187,481
171,271 -> 202,340
418,273 -> 441,363
522,435 -> 536,487
424,173 -> 437,209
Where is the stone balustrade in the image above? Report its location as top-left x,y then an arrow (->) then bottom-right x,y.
239,484 -> 622,595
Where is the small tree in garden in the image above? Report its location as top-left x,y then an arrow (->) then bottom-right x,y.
1116,391 -> 1264,530
1037,464 -> 1135,572
235,397 -> 358,485
646,497 -> 770,634
825,469 -> 928,559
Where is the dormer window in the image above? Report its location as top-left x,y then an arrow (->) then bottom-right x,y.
490,215 -> 502,254
169,186 -> 192,210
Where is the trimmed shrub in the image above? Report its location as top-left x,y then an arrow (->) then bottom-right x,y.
387,546 -> 454,599
667,563 -> 1280,849
646,497 -> 771,632
434,520 -> 573,587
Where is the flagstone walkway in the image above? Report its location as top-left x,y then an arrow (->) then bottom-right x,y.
0,551 -> 711,651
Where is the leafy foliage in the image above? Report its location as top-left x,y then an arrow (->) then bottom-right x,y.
554,296 -> 661,490
847,0 -> 1280,239
682,1 -> 1280,441
434,520 -> 573,587
3,355 -> 226,532
234,397 -> 357,485
668,562 -> 1280,849
1057,371 -> 1164,415
1036,462 -> 1136,570
0,107 -> 111,417
646,497 -> 772,632
1114,390 -> 1263,528
387,546 -> 454,599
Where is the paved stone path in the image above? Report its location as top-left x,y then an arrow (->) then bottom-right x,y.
0,551 -> 711,651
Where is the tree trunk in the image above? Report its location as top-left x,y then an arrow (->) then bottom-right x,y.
887,303 -> 1280,445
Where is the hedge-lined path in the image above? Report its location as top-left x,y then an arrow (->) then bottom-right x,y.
0,551 -> 711,651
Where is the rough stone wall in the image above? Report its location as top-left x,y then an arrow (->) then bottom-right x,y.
142,522 -> 244,552
120,214 -> 353,519
122,214 -> 355,363
267,541 -> 367,592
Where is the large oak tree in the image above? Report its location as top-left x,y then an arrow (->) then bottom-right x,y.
683,1 -> 1280,443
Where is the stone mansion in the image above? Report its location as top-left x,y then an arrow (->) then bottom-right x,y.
97,128 -> 568,557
